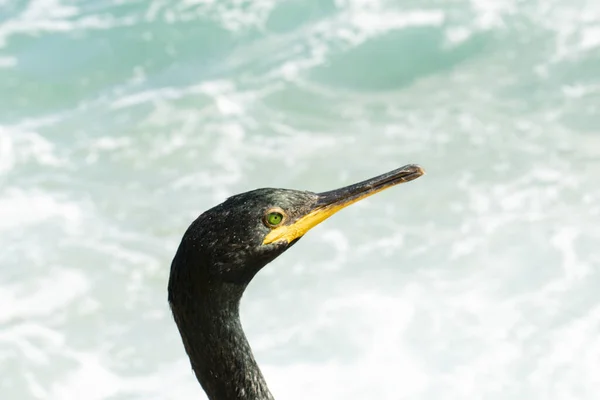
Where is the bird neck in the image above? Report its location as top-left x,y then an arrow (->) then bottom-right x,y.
171,291 -> 274,400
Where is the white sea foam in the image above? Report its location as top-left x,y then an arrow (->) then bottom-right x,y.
270,6 -> 446,81
0,128 -> 15,174
0,128 -> 63,174
0,269 -> 88,324
1,0 -> 599,399
0,0 -> 137,47
0,189 -> 81,230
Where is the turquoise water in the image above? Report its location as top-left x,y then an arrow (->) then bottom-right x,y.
1,0 -> 599,399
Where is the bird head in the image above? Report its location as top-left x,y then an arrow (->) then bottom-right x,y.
170,164 -> 425,299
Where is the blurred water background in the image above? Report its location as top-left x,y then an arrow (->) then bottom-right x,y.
1,0 -> 600,399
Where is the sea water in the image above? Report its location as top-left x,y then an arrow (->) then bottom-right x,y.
1,0 -> 599,399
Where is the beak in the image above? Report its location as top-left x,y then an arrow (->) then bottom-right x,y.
263,164 -> 425,245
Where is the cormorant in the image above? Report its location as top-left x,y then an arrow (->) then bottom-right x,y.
168,164 -> 425,400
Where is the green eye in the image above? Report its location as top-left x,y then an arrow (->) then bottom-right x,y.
265,211 -> 284,227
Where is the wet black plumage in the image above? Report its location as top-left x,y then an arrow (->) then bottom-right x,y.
168,165 -> 424,400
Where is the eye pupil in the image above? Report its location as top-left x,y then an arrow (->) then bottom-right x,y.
267,212 -> 283,226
